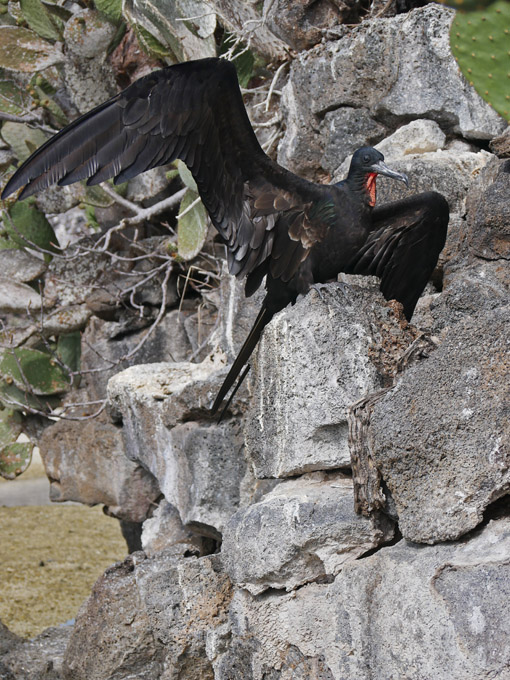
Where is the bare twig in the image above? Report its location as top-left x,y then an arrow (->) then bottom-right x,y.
122,261 -> 174,361
100,183 -> 139,213
265,61 -> 288,112
0,110 -> 55,135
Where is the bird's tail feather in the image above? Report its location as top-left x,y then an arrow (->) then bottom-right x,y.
211,304 -> 271,416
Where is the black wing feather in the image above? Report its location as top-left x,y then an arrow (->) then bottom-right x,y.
351,191 -> 449,320
2,58 -> 333,293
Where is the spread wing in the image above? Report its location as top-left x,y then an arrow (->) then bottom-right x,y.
350,191 -> 449,320
2,57 -> 332,291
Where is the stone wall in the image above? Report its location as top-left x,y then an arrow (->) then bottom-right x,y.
3,2 -> 510,679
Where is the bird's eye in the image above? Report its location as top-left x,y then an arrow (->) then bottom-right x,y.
363,154 -> 370,163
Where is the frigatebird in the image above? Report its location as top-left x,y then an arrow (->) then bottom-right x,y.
1,57 -> 449,414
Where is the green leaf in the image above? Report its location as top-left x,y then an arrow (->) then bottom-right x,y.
82,183 -> 115,207
20,0 -> 62,41
94,0 -> 122,23
32,84 -> 68,126
0,80 -> 26,115
123,0 -> 216,61
219,33 -> 255,88
132,22 -> 171,58
0,379 -> 61,412
165,167 -> 180,182
107,20 -> 127,55
2,200 -> 60,254
0,26 -> 63,72
41,1 -> 73,23
0,441 -> 33,479
176,159 -> 198,192
0,347 -> 72,395
83,204 -> 100,231
437,0 -> 497,9
177,189 -> 207,260
1,121 -> 48,162
0,407 -> 23,445
233,49 -> 255,89
56,331 -> 81,373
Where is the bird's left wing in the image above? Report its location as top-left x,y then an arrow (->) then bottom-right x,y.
349,191 -> 449,320
2,57 -> 332,292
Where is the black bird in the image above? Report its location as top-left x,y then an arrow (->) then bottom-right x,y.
1,57 -> 449,414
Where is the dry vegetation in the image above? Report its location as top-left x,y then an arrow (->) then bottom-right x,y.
0,504 -> 126,638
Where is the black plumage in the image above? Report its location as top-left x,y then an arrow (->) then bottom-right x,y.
1,57 -> 449,415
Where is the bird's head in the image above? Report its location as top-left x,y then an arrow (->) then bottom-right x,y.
344,146 -> 409,207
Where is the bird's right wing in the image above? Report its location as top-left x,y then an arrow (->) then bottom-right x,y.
2,58 -> 333,292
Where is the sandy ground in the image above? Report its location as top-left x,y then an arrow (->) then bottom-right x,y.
0,452 -> 127,638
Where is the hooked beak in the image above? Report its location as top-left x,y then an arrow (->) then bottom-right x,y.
370,160 -> 409,187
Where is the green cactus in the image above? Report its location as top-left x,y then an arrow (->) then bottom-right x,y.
0,347 -> 73,396
436,0 -> 498,9
0,408 -> 33,479
1,199 -> 60,256
450,0 -> 510,122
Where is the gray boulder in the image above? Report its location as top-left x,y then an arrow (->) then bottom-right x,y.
0,249 -> 46,283
63,9 -> 117,113
222,471 -> 394,595
63,551 -> 231,680
0,620 -> 72,680
264,0 -> 351,51
220,517 -> 510,680
81,310 -> 193,403
370,305 -> 510,543
414,158 -> 510,333
39,412 -> 160,523
462,158 -> 510,262
279,4 -> 505,178
141,499 -> 209,557
107,356 -> 248,535
244,282 -> 419,477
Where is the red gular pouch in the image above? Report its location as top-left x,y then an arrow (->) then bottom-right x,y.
364,172 -> 378,207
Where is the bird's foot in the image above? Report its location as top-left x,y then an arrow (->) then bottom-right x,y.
308,281 -> 352,307
308,282 -> 331,302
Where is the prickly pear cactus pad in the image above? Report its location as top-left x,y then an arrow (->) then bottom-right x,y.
436,0 -> 497,9
450,0 -> 510,121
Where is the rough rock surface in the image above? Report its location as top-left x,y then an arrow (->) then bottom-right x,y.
245,282 -> 419,477
81,310 -> 193,402
107,357 -> 248,535
141,499 -> 208,557
0,621 -> 72,680
279,4 -> 505,177
415,158 -> 510,333
222,472 -> 394,594
39,412 -> 160,523
63,9 -> 117,112
220,517 -> 510,680
370,305 -> 510,543
62,551 -> 232,680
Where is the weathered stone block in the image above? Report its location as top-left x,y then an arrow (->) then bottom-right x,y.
222,471 -> 394,595
219,517 -> 510,680
370,306 -> 510,543
39,413 -> 160,523
107,357 -> 247,535
279,4 -> 505,178
245,283 -> 418,477
1,621 -> 72,680
63,551 -> 231,680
